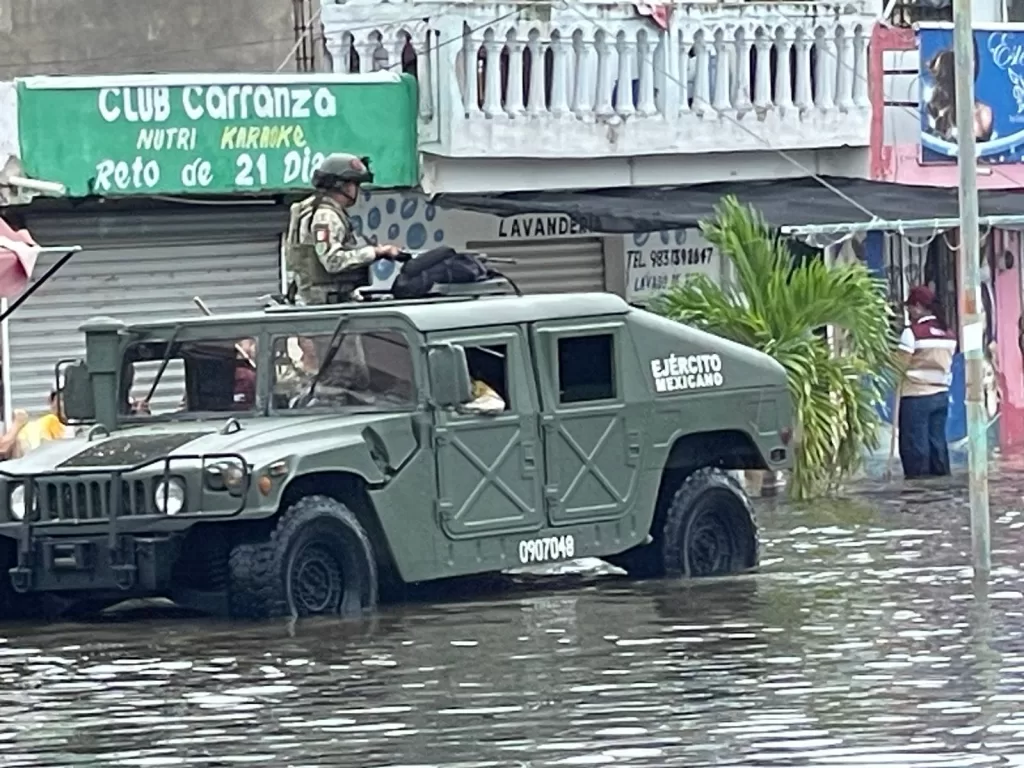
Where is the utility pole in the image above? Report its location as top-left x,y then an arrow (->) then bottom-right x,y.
952,0 -> 991,576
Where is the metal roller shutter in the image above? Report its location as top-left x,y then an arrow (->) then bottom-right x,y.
5,205 -> 287,417
464,238 -> 606,295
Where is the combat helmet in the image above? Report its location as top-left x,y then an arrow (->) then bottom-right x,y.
312,153 -> 375,191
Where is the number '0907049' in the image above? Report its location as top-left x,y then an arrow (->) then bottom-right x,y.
518,535 -> 575,564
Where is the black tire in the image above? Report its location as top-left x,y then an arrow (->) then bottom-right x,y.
661,468 -> 759,577
228,495 -> 378,620
607,467 -> 758,579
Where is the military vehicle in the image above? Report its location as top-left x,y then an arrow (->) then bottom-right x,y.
0,287 -> 794,621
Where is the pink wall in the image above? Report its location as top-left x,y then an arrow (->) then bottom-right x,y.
993,230 -> 1024,447
877,146 -> 1024,188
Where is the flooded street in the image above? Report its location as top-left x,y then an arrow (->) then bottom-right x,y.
3,467 -> 1024,767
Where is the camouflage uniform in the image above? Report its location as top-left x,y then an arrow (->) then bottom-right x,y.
281,154 -> 381,393
285,195 -> 377,305
284,153 -> 379,306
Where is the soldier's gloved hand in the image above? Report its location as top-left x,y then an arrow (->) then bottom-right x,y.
374,244 -> 401,259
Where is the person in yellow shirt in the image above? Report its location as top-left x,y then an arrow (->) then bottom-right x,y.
464,378 -> 505,414
17,390 -> 70,455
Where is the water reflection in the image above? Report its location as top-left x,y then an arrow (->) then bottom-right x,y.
3,465 -> 1024,765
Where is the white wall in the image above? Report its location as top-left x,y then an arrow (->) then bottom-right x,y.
421,147 -> 871,196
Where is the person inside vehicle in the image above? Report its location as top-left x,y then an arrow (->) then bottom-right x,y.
463,345 -> 507,414
274,334 -> 372,408
464,378 -> 505,414
231,338 -> 257,410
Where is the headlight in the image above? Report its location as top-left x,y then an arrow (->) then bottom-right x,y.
154,478 -> 186,515
9,485 -> 26,521
205,460 -> 247,495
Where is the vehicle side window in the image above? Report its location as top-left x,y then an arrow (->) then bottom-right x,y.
557,334 -> 616,404
465,343 -> 510,410
120,337 -> 258,416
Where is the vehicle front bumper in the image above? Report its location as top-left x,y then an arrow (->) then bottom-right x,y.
6,532 -> 181,595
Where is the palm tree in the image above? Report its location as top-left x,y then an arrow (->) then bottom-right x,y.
650,196 -> 896,500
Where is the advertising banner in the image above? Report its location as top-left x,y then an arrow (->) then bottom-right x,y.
625,228 -> 721,304
16,72 -> 419,197
919,23 -> 1024,165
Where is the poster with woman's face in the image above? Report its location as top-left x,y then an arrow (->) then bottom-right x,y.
918,25 -> 1024,165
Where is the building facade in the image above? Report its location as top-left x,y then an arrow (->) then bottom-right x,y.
866,4 -> 1024,464
321,0 -> 876,195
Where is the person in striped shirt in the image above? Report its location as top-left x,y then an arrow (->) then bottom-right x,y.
896,285 -> 957,479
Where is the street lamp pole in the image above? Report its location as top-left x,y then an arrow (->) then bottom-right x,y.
951,0 -> 991,575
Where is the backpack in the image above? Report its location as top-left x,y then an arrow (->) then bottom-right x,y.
390,247 -> 495,299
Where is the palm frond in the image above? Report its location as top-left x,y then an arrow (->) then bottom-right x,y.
652,196 -> 895,499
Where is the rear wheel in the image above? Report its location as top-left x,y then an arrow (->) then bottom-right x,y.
228,495 -> 378,620
606,468 -> 758,579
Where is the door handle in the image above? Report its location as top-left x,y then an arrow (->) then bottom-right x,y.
522,442 -> 536,475
626,430 -> 641,467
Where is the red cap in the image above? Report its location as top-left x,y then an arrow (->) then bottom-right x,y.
905,285 -> 935,307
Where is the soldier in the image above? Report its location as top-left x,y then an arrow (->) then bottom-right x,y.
284,153 -> 403,305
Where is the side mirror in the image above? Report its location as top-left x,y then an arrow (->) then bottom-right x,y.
427,343 -> 472,408
57,360 -> 95,423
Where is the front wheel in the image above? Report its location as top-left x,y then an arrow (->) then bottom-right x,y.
228,495 -> 378,620
661,468 -> 759,577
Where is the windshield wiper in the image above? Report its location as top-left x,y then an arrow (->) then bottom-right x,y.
301,316 -> 350,403
143,324 -> 184,406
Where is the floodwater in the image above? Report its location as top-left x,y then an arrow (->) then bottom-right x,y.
4,466 -> 1024,767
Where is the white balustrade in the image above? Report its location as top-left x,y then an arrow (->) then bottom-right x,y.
322,0 -> 874,157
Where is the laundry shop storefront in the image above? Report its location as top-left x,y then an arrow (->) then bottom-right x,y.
2,71 -> 418,418
343,195 -> 624,296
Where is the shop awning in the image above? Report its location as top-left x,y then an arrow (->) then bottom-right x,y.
433,177 -> 1024,233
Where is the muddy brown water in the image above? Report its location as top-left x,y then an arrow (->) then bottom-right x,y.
3,467 -> 1024,767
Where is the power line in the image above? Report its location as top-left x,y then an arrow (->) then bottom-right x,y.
275,4 -> 324,73
562,0 -> 882,224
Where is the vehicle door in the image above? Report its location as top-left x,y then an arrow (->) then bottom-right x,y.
531,319 -> 645,526
429,326 -> 545,538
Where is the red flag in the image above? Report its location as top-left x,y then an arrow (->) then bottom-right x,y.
634,1 -> 670,30
0,216 -> 40,299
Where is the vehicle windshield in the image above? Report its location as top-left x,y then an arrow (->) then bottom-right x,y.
119,336 -> 259,419
272,329 -> 415,411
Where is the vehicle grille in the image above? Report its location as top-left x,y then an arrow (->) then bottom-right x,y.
35,478 -> 155,522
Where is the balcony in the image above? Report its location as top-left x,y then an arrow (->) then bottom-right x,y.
322,0 -> 874,162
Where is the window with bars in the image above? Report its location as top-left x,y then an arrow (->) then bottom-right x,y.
292,0 -> 325,72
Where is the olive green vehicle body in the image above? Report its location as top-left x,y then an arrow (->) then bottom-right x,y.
0,292 -> 793,604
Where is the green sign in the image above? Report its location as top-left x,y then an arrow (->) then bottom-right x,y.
16,73 -> 419,197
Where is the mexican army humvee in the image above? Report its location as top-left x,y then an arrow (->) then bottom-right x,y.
0,289 -> 794,621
